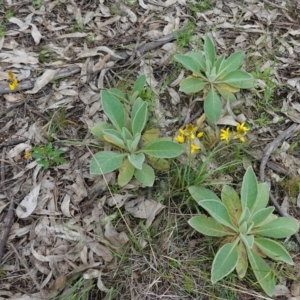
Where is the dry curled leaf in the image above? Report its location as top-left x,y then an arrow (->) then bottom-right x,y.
16,184 -> 41,218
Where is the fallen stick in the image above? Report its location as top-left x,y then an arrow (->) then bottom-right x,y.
258,123 -> 300,246
259,123 -> 298,181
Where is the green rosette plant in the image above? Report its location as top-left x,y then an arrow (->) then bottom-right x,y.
90,76 -> 183,187
188,166 -> 299,296
174,35 -> 255,123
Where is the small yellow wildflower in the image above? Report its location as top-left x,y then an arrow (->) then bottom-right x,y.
220,128 -> 230,142
24,150 -> 31,159
197,131 -> 204,138
185,124 -> 198,140
236,122 -> 249,135
8,71 -> 18,91
239,136 -> 245,143
175,134 -> 185,143
190,143 -> 200,154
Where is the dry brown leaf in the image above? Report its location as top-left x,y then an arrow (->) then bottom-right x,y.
16,184 -> 41,218
97,271 -> 109,292
30,24 -> 42,45
66,174 -> 88,204
88,242 -> 113,262
27,69 -> 59,94
104,223 -> 129,247
61,194 -> 72,217
125,197 -> 165,228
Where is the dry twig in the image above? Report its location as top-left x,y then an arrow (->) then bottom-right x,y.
259,123 -> 300,245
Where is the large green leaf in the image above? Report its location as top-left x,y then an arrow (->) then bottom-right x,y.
90,121 -> 113,140
251,183 -> 270,214
251,207 -> 274,228
217,51 -> 245,77
174,54 -> 203,76
107,88 -> 128,103
90,151 -> 126,174
122,127 -> 133,140
132,75 -> 146,95
204,34 -> 216,65
215,84 -> 238,102
241,166 -> 258,211
251,217 -> 299,238
254,238 -> 294,265
139,140 -> 183,158
130,133 -> 141,153
188,186 -> 221,203
101,90 -> 126,132
103,129 -> 127,150
118,158 -> 135,186
131,100 -> 148,135
179,77 -> 207,94
186,51 -> 206,72
128,153 -> 145,170
219,70 -> 255,89
188,215 -> 229,237
221,185 -> 242,225
239,207 -> 251,227
247,248 -> 275,296
240,233 -> 254,249
211,242 -> 239,283
134,163 -> 155,186
214,54 -> 225,73
204,87 -> 222,123
236,242 -> 248,279
147,156 -> 170,171
199,199 -> 237,231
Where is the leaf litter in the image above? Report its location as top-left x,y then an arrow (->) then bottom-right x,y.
0,0 -> 300,299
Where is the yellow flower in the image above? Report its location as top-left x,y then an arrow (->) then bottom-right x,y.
175,134 -> 185,143
24,150 -> 31,159
190,143 -> 200,154
197,131 -> 204,138
185,124 -> 198,140
220,128 -> 230,142
239,136 -> 245,143
236,122 -> 249,135
8,71 -> 18,91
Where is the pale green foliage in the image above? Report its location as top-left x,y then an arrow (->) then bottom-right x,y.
174,35 -> 255,123
188,166 -> 299,296
90,76 -> 183,187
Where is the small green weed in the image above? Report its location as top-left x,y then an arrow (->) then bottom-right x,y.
175,22 -> 195,50
38,48 -> 57,63
52,277 -> 95,300
31,142 -> 67,170
0,21 -> 5,38
32,0 -> 43,9
188,0 -> 212,16
72,21 -> 84,32
5,10 -> 14,19
251,66 -> 277,105
85,33 -> 95,45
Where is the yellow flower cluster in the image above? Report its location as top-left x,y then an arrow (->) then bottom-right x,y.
24,150 -> 31,159
8,71 -> 18,91
220,122 -> 249,143
174,124 -> 204,154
